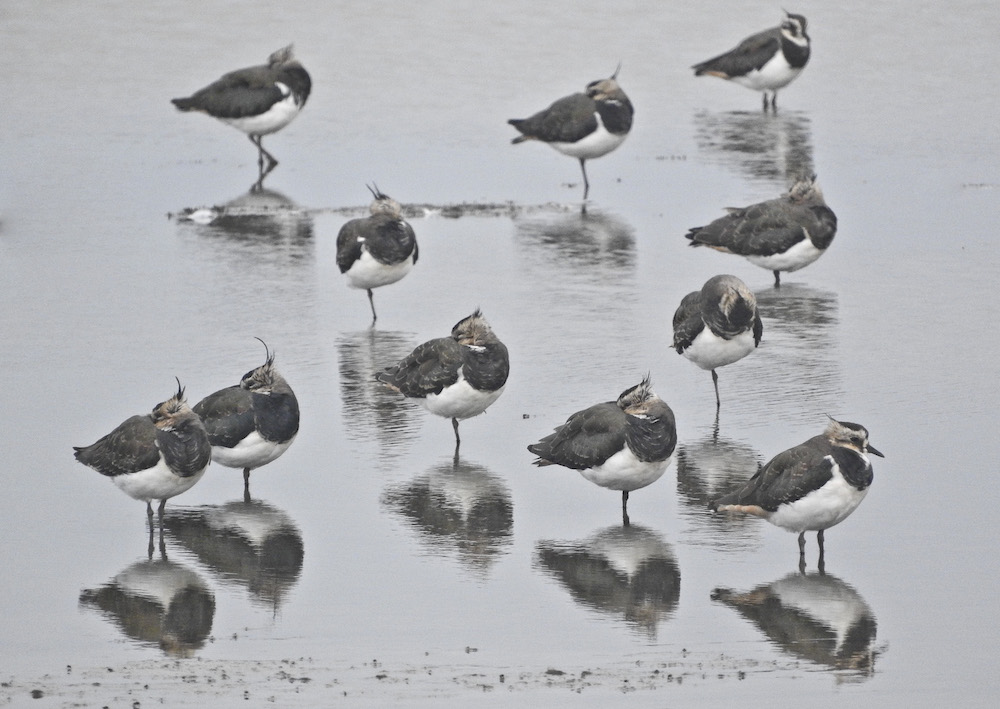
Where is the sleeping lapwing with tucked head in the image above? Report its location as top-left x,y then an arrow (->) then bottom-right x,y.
685,175 -> 836,287
528,376 -> 677,527
673,274 -> 763,409
508,68 -> 634,210
74,379 -> 211,525
711,418 -> 884,568
376,309 -> 509,454
172,45 -> 311,185
693,12 -> 810,111
336,185 -> 419,324
193,340 -> 299,500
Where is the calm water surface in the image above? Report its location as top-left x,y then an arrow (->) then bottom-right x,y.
2,1 -> 999,706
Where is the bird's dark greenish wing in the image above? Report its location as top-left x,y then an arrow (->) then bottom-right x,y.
528,402 -> 625,469
512,93 -> 598,143
377,336 -> 464,398
73,415 -> 160,477
192,386 -> 255,449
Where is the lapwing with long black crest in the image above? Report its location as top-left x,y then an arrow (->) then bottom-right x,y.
172,45 -> 311,186
376,309 -> 509,454
693,12 -> 810,111
528,376 -> 677,527
336,185 -> 419,324
193,339 -> 299,500
685,175 -> 836,287
508,67 -> 634,211
673,274 -> 763,409
711,418 -> 884,569
74,379 -> 211,526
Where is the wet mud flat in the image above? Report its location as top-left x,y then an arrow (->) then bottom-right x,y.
2,648 -> 818,707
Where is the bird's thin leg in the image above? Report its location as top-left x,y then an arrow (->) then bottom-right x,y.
249,135 -> 279,178
771,93 -> 778,112
817,529 -> 826,569
452,418 -> 461,448
622,490 -> 630,527
578,158 -> 590,204
762,92 -> 769,112
243,467 -> 252,503
773,270 -> 781,288
146,518 -> 155,559
367,289 -> 378,323
797,530 -> 807,571
146,501 -> 154,525
157,499 -> 166,525
711,369 -> 721,409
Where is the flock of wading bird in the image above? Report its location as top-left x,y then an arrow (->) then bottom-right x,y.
74,12 -> 883,569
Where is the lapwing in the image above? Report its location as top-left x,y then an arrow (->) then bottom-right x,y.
336,185 -> 419,323
711,419 -> 884,567
673,275 -> 763,408
528,376 -> 677,526
508,69 -> 634,210
192,340 -> 299,499
685,175 -> 836,287
376,309 -> 509,453
73,380 -> 211,525
172,45 -> 311,184
693,12 -> 810,111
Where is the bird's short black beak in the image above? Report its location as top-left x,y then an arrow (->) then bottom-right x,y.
867,444 -> 885,458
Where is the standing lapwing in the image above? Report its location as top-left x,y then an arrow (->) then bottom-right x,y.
693,13 -> 810,111
336,185 -> 419,324
172,45 -> 311,186
711,418 -> 884,569
508,69 -> 634,211
527,376 -> 677,527
673,275 -> 763,409
376,309 -> 509,454
74,380 -> 211,527
193,340 -> 299,500
685,176 -> 836,287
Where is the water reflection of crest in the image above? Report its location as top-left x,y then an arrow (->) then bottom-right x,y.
693,110 -> 814,188
514,209 -> 635,272
381,456 -> 513,578
676,431 -> 763,550
712,571 -> 881,679
745,284 -> 842,418
337,328 -> 423,457
79,551 -> 215,657
163,499 -> 304,612
175,188 -> 314,261
534,525 -> 680,639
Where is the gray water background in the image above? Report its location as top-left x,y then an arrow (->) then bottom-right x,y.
2,0 -> 999,705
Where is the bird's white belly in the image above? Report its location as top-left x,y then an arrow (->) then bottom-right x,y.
768,467 -> 868,533
580,447 -> 672,492
423,377 -> 504,420
212,431 -> 294,470
746,233 -> 824,272
221,88 -> 301,136
550,116 -> 627,160
113,458 -> 207,502
732,54 -> 802,91
345,250 -> 414,290
682,327 -> 757,371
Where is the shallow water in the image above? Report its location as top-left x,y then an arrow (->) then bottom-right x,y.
2,1 -> 999,706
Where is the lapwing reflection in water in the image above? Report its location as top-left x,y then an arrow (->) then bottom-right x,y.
381,457 -> 513,578
675,429 -> 764,549
712,571 -> 880,678
337,329 -> 423,459
79,545 -> 215,657
692,109 -> 814,188
535,525 -> 680,639
163,499 -> 303,613
513,209 -> 635,272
